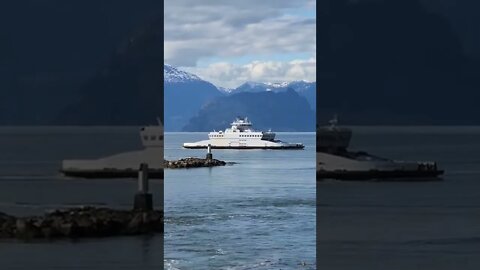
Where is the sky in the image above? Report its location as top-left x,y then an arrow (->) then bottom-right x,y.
164,0 -> 316,88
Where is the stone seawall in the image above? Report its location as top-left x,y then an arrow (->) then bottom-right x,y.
61,158 -> 228,178
164,157 -> 226,168
0,207 -> 163,240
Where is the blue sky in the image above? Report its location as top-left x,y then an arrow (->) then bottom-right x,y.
164,0 -> 316,88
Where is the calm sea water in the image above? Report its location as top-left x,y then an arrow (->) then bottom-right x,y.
318,126 -> 480,270
1,127 -> 478,270
164,132 -> 316,270
0,127 -> 164,270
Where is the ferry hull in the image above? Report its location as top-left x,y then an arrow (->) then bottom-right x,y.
316,152 -> 444,181
61,169 -> 164,179
183,144 -> 304,150
317,169 -> 444,181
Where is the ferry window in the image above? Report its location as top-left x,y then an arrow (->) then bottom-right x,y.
150,135 -> 156,140
143,136 -> 148,140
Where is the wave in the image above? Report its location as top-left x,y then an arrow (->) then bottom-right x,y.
164,258 -> 316,270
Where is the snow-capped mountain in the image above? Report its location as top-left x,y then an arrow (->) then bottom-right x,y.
164,65 -> 224,131
235,80 -> 313,93
164,64 -> 316,131
183,88 -> 315,132
234,81 -> 280,93
164,63 -> 203,83
233,80 -> 316,110
216,86 -> 234,94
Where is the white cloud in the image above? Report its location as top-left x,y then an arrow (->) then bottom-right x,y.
164,1 -> 316,67
184,57 -> 316,88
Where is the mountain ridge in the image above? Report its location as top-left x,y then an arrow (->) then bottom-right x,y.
183,88 -> 315,132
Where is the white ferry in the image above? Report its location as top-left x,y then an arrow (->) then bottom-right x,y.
317,116 -> 444,180
183,117 -> 304,149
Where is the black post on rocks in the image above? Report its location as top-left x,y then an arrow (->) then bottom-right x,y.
206,144 -> 213,160
134,163 -> 153,211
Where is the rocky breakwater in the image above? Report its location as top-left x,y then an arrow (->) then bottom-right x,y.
0,207 -> 163,240
164,157 -> 226,169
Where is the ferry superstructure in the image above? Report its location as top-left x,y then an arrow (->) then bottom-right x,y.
183,117 -> 304,149
317,116 -> 443,180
